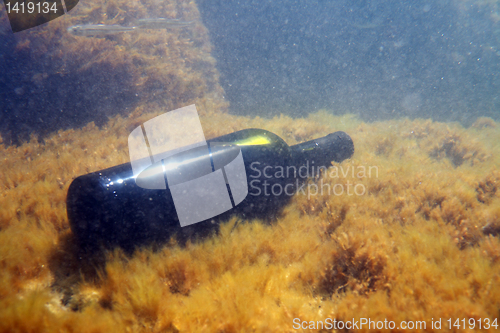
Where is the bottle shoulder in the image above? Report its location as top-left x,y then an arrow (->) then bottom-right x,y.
208,128 -> 288,148
208,128 -> 292,162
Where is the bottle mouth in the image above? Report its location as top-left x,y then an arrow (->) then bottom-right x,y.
321,131 -> 355,163
291,131 -> 354,169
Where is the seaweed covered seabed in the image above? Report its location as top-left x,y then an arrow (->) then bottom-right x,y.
0,109 -> 499,332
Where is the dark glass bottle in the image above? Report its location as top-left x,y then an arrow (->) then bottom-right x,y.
67,129 -> 354,251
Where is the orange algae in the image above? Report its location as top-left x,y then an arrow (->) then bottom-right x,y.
0,0 -> 227,143
0,109 -> 500,332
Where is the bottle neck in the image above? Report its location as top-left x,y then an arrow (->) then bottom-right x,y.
212,129 -> 354,178
290,131 -> 354,174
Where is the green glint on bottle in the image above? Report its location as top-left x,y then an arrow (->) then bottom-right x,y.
67,128 -> 354,251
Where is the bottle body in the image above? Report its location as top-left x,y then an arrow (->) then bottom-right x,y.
67,129 -> 354,250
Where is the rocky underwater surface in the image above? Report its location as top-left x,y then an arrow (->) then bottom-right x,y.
0,108 -> 499,332
0,0 -> 499,331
